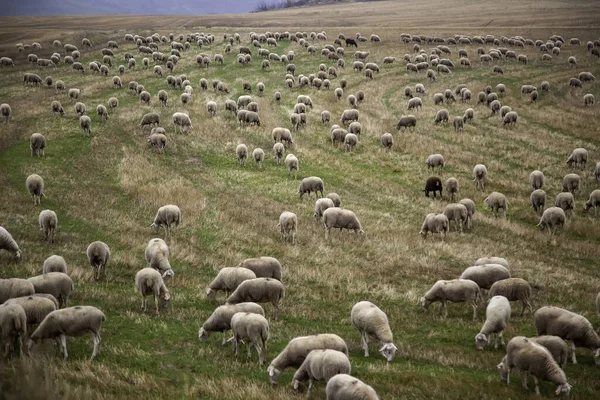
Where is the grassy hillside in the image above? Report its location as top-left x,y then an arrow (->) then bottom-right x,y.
1,2 -> 600,399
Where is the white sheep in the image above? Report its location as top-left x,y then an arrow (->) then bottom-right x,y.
484,192 -> 507,218
530,189 -> 547,214
135,268 -> 171,313
277,211 -> 297,244
285,154 -> 299,179
236,144 -> 248,166
42,255 -> 67,274
252,148 -> 265,170
460,264 -> 510,290
0,303 -> 27,357
475,296 -> 511,350
226,278 -> 285,320
151,204 -> 181,237
199,302 -> 265,344
230,311 -> 270,366
584,189 -> 600,216
459,198 -> 475,229
351,301 -> 397,361
291,349 -> 351,396
145,238 -> 174,278
421,279 -> 482,320
86,241 -> 110,281
0,226 -> 22,263
3,295 -> 56,328
27,272 -> 73,308
323,208 -> 363,239
446,177 -> 459,202
236,257 -> 282,281
206,267 -> 256,300
562,173 -> 581,194
314,198 -> 335,222
0,278 -> 34,304
38,209 -> 58,243
26,174 -> 44,205
566,148 -> 588,170
497,336 -> 571,396
172,112 -> 193,133
443,203 -> 468,233
28,306 -> 106,360
326,374 -> 379,400
30,133 -> 46,157
534,306 -> 600,365
474,257 -> 509,269
472,164 -> 487,190
267,334 -> 349,385
488,278 -> 533,316
419,213 -> 449,240
537,207 -> 566,235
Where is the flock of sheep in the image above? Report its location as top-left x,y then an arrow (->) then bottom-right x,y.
1,26 -> 600,398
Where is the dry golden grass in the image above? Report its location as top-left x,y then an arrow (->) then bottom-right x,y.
0,0 -> 600,399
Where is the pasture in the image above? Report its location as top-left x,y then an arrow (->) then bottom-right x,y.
0,1 -> 600,399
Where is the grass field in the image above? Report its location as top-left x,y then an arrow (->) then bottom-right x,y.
0,1 -> 600,399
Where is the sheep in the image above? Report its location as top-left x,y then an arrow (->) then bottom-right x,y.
529,170 -> 544,190
452,116 -> 464,132
380,133 -> 393,152
424,177 -> 443,199
476,296 -> 511,350
566,148 -> 588,170
0,103 -> 12,124
396,115 -> 417,130
242,111 -> 261,126
326,374 -> 379,400
235,257 -> 282,282
51,100 -> 64,116
562,173 -> 581,194
584,93 -> 595,106
28,306 -> 105,360
268,334 -> 349,385
484,192 -> 508,218
134,268 -> 171,313
460,264 -> 510,290
3,295 -> 56,327
151,204 -> 181,237
26,174 -> 44,205
529,336 -> 569,369
555,192 -> 574,217
172,112 -> 192,133
579,71 -> 595,82
488,278 -> 532,317
74,101 -> 87,117
285,154 -> 299,179
541,81 -> 550,92
530,189 -> 547,214
229,312 -> 269,366
206,268 -> 256,300
497,336 -> 571,396
443,203 -> 468,233
344,133 -> 358,152
27,272 -> 73,308
426,154 -> 444,171
145,238 -> 174,278
277,212 -> 297,245
596,162 -> 600,183
407,97 -> 422,111
234,144 -> 248,166
569,77 -> 582,88
419,213 -> 449,240
198,302 -> 265,345
320,110 -> 331,124
0,57 -> 14,67
28,133 -> 46,157
226,278 -> 284,320
351,301 -> 397,361
38,210 -> 58,244
472,164 -> 487,190
314,198 -> 335,223
147,133 -> 167,153
583,189 -> 600,216
0,227 -> 22,263
434,109 -> 449,124
340,109 -> 359,125
420,279 -> 481,319
445,177 -> 459,202
537,207 -> 566,235
474,257 -> 509,269
298,177 -> 324,200
86,241 -> 110,281
291,349 -> 351,396
322,208 -> 363,240
458,198 -> 476,229
0,278 -> 34,304
139,113 -> 160,130
0,303 -> 27,357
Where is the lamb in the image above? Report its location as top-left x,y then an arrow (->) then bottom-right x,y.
484,192 -> 508,218
199,302 -> 265,344
236,257 -> 282,281
28,306 -> 105,360
229,312 -> 270,366
420,279 -> 481,319
277,212 -> 297,245
172,112 -> 193,133
396,115 -> 417,130
537,207 -> 566,235
323,208 -> 364,239
272,127 -> 293,146
530,189 -> 547,214
26,174 -> 45,205
488,278 -> 532,316
0,303 -> 27,357
206,267 -> 257,300
3,296 -> 56,326
42,255 -> 66,274
351,301 -> 397,361
472,164 -> 487,190
226,278 -> 285,320
475,296 -> 511,350
583,189 -> 600,215
39,209 -> 58,243
291,349 -> 351,396
0,278 -> 34,304
443,203 -> 468,233
298,177 -> 324,199
497,336 -> 571,396
29,133 -> 45,157
151,204 -> 181,237
446,177 -> 459,202
267,334 -> 349,385
424,177 -> 443,199
340,109 -> 359,125
0,227 -> 22,263
135,268 -> 171,313
426,154 -> 445,171
285,154 -> 299,179
460,264 -> 510,290
145,238 -> 174,278
419,213 -> 449,240
562,173 -> 581,194
566,148 -> 588,170
529,170 -> 544,190
86,241 -> 110,280
314,198 -> 335,223
28,272 -> 73,308
326,374 -> 379,400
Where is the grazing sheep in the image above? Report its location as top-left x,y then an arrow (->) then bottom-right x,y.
579,72 -> 595,82
535,306 -> 600,365
235,144 -> 248,166
443,203 -> 468,233
537,207 -> 566,235
207,268 -> 256,300
323,208 -> 363,239
151,204 -> 181,237
298,177 -> 324,200
28,306 -> 105,360
145,238 -> 174,278
484,192 -> 508,218
74,102 -> 86,117
460,264 -> 510,290
277,211 -> 297,245
272,142 -> 285,166
86,241 -> 109,281
325,193 -> 341,208
472,164 -> 487,190
325,374 -> 379,400
314,198 -> 335,223
198,302 -> 265,344
458,198 -> 476,229
1,103 -> 12,123
489,278 -> 533,316
230,312 -> 270,366
569,78 -> 582,88
140,113 -> 160,130
226,278 -> 285,320
434,109 -> 449,124
0,57 -> 15,67
172,112 -> 192,133
584,93 -> 595,106
421,279 -> 481,319
147,133 -> 167,152
475,296 -> 511,350
236,257 -> 282,281
29,133 -> 46,157
407,97 -> 422,111
419,213 -> 449,240
344,133 -> 358,152
285,154 -> 299,179
135,268 -> 170,313
555,192 -> 574,217
268,334 -> 349,385
445,177 -> 459,202
497,336 -> 571,396
424,177 -> 443,199
0,303 -> 27,357
250,148 -> 265,170
583,189 -> 600,216
38,210 -> 58,243
0,227 -> 22,263
351,301 -> 397,361
566,148 -> 588,170
453,116 -> 464,132
291,349 -> 351,396
396,115 -> 417,130
28,272 -> 73,308
474,257 -> 509,269
3,295 -> 56,328
51,100 -> 64,116
340,109 -> 359,125
426,154 -> 445,171
529,170 -> 544,190
26,174 -> 45,205
562,173 -> 581,194
0,278 -> 34,304
529,336 -> 569,369
531,189 -> 547,214
380,133 -> 393,151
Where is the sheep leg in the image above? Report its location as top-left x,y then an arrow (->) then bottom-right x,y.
221,331 -> 228,345
519,370 -> 528,389
154,295 -> 159,314
273,303 -> 279,321
232,336 -> 239,356
361,332 -> 369,357
533,377 -> 540,395
307,378 -> 314,398
472,302 -> 478,321
570,342 -> 577,364
91,332 -> 101,359
498,331 -> 505,348
59,334 -> 68,359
